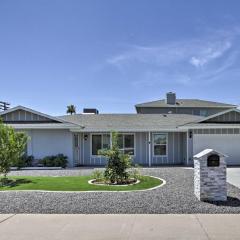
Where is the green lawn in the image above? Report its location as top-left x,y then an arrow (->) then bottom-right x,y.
0,176 -> 162,191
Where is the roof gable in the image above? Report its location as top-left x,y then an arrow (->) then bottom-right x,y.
199,109 -> 240,123
0,106 -> 64,123
194,149 -> 228,158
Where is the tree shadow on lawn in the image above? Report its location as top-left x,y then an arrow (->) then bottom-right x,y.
0,178 -> 32,188
206,196 -> 240,207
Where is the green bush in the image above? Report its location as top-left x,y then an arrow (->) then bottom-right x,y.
0,120 -> 28,178
12,155 -> 34,169
91,169 -> 104,182
99,132 -> 132,184
129,164 -> 142,181
40,154 -> 68,168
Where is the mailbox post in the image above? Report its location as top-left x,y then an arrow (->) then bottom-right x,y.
194,149 -> 227,201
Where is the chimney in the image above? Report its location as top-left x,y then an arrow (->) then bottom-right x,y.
166,92 -> 176,105
83,108 -> 99,114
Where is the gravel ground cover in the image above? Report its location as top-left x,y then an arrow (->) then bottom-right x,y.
8,168 -> 95,177
1,167 -> 240,214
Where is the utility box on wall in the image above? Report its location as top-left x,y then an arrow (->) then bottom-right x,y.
194,149 -> 227,201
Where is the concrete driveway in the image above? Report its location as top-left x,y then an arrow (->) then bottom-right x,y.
227,167 -> 240,188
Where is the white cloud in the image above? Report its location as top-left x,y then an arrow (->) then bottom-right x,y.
105,27 -> 240,86
189,41 -> 232,67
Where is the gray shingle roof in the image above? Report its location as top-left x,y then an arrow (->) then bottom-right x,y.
135,99 -> 237,108
59,114 -> 203,132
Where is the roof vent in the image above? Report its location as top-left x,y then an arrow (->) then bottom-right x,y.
166,92 -> 176,105
83,108 -> 99,114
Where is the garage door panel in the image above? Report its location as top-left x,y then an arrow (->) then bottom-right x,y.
193,134 -> 240,165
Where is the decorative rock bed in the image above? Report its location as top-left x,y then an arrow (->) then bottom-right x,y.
4,168 -> 240,214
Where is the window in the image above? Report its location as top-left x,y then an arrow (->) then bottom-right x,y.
199,110 -> 207,116
153,133 -> 167,156
92,134 -> 110,155
117,134 -> 135,155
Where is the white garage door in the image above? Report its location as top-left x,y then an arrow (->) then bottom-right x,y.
193,134 -> 240,165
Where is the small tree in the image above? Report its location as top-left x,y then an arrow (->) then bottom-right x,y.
99,132 -> 132,184
66,105 -> 76,115
0,120 -> 28,181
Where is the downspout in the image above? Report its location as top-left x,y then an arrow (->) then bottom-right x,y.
110,132 -> 113,148
148,132 -> 151,167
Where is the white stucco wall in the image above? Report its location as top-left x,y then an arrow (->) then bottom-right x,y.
24,129 -> 73,167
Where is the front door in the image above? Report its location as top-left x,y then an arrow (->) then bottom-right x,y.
73,133 -> 81,166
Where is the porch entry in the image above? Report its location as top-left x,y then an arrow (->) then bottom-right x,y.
73,132 -> 187,167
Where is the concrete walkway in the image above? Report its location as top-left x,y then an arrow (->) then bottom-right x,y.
0,214 -> 240,240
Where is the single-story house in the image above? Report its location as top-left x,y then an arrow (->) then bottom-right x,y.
0,92 -> 240,167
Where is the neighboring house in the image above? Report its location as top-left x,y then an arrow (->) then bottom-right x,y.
0,93 -> 239,167
135,92 -> 236,116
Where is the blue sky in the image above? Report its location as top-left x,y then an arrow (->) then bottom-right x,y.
0,0 -> 240,115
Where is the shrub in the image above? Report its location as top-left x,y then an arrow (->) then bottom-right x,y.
12,155 -> 34,169
0,120 -> 28,179
129,164 -> 142,181
91,169 -> 104,182
54,154 -> 68,168
99,132 -> 132,184
40,154 -> 68,168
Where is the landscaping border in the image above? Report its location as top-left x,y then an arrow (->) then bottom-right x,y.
0,176 -> 166,193
88,179 -> 140,186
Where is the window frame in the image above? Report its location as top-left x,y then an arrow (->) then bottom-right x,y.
152,133 -> 168,157
117,133 -> 135,156
199,109 -> 208,117
91,133 -> 111,156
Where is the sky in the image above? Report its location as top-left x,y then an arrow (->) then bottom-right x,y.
0,0 -> 240,115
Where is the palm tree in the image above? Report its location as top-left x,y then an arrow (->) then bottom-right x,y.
66,105 -> 76,115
